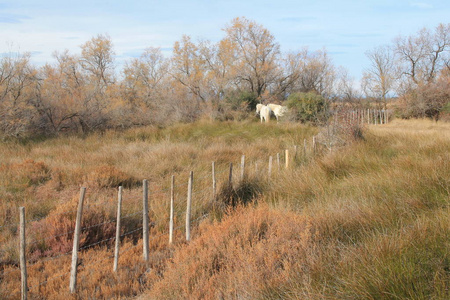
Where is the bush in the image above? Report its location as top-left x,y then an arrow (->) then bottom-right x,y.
286,92 -> 328,124
397,79 -> 450,121
224,90 -> 258,112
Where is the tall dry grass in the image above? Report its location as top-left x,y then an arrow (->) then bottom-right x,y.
142,119 -> 449,299
0,119 -> 448,299
0,120 -> 316,298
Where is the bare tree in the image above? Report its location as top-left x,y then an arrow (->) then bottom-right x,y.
197,39 -> 237,102
170,35 -> 207,101
80,34 -> 115,87
395,23 -> 450,87
336,67 -> 361,106
123,47 -> 169,104
362,45 -> 397,109
0,52 -> 37,137
223,17 -> 281,98
30,50 -> 89,134
121,47 -> 170,125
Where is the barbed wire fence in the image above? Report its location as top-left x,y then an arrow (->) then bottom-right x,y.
1,114 -> 391,299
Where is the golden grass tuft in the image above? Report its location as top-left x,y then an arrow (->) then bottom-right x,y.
86,165 -> 141,188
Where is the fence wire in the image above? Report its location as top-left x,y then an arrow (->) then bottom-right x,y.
1,154 -> 291,299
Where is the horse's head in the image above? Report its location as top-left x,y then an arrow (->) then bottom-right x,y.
256,103 -> 263,115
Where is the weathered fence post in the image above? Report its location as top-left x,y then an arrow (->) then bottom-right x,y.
169,175 -> 175,244
240,155 -> 245,182
276,153 -> 280,170
285,149 -> 289,169
70,187 -> 86,293
142,180 -> 149,261
212,162 -> 216,200
186,171 -> 193,242
268,156 -> 273,178
312,136 -> 316,155
113,186 -> 123,272
19,207 -> 27,300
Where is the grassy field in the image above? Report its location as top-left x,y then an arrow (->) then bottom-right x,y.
0,119 -> 448,299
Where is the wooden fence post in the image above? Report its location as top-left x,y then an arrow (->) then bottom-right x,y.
212,162 -> 216,200
268,156 -> 273,178
285,149 -> 289,169
169,176 -> 175,244
312,136 -> 316,155
19,207 -> 27,300
113,186 -> 123,272
276,153 -> 280,170
142,180 -> 149,261
186,171 -> 193,242
70,187 -> 86,293
240,155 -> 245,182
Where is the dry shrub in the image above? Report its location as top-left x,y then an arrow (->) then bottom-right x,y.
148,205 -> 315,299
28,195 -> 117,260
215,177 -> 265,211
86,165 -> 140,188
0,239 -> 167,300
0,159 -> 51,187
316,109 -> 365,152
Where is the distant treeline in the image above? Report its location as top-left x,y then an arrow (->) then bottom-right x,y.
0,18 -> 449,137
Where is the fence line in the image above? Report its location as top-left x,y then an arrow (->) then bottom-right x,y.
3,143 -> 324,299
0,165 -> 232,231
339,108 -> 392,126
24,213 -> 209,297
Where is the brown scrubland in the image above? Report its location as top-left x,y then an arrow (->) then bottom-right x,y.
0,119 -> 448,299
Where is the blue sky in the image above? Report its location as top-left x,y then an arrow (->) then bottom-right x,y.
1,0 -> 449,81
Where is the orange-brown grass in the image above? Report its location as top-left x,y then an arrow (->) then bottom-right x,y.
147,204 -> 315,299
1,119 -> 448,299
0,120 -> 316,298
0,236 -> 175,300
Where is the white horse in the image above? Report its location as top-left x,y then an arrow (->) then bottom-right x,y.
256,103 -> 264,115
256,104 -> 272,123
268,104 -> 288,122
